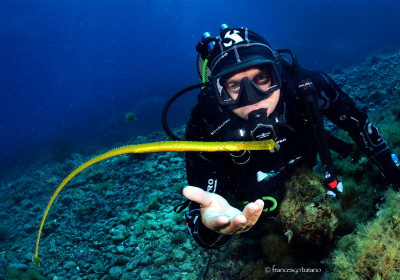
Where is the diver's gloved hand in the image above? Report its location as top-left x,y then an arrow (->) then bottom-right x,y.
324,171 -> 343,198
183,186 -> 264,235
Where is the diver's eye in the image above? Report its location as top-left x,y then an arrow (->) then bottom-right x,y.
231,83 -> 239,90
228,83 -> 240,93
254,74 -> 271,85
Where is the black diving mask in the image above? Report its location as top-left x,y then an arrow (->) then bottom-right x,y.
212,60 -> 281,107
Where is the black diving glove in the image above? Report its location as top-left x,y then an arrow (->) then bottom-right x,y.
324,166 -> 343,198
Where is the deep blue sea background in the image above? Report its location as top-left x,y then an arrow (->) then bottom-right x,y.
1,0 -> 400,180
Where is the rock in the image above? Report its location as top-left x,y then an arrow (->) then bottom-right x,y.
119,211 -> 133,225
82,232 -> 91,241
152,252 -> 163,259
46,273 -> 56,280
105,190 -> 115,199
20,199 -> 33,210
367,89 -> 386,104
134,202 -> 144,213
157,164 -> 167,172
71,179 -> 86,188
53,276 -> 68,280
144,230 -> 158,241
126,258 -> 141,271
172,225 -> 182,232
342,84 -> 352,93
61,195 -> 73,206
24,251 -> 34,261
144,167 -> 156,175
93,261 -> 106,273
172,249 -> 186,262
215,261 -> 230,270
70,187 -> 85,199
116,245 -> 125,254
0,211 -> 7,219
139,269 -> 150,279
115,255 -> 129,266
42,221 -> 58,234
63,261 -> 77,270
140,256 -> 153,266
109,266 -> 122,280
112,224 -> 129,243
122,273 -> 137,280
181,262 -> 194,272
161,219 -> 175,230
8,263 -> 27,271
23,223 -> 36,233
143,213 -> 157,220
77,260 -> 89,269
154,256 -> 167,268
170,157 -> 182,163
183,239 -> 193,251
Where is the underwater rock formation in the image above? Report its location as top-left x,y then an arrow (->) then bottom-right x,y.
277,169 -> 339,245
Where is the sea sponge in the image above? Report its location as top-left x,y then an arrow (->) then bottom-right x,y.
277,169 -> 339,245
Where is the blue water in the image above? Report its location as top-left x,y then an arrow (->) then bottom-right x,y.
1,0 -> 399,179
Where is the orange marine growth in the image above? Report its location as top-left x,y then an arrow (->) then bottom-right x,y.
32,140 -> 275,268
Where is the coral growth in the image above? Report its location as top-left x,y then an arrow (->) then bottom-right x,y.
324,189 -> 400,279
277,169 -> 339,245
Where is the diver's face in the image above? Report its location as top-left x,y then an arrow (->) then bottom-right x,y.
223,67 -> 280,121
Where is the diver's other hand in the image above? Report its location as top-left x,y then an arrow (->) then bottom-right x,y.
183,186 -> 264,235
326,180 -> 344,198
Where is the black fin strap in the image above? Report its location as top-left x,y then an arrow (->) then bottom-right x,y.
174,199 -> 191,213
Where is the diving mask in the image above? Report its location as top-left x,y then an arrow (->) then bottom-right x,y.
212,60 -> 281,107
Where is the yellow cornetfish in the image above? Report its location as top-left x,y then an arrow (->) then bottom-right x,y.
32,140 -> 276,268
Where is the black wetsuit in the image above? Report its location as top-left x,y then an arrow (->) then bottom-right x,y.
184,69 -> 398,249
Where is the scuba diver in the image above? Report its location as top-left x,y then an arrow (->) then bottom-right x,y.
162,24 -> 400,249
